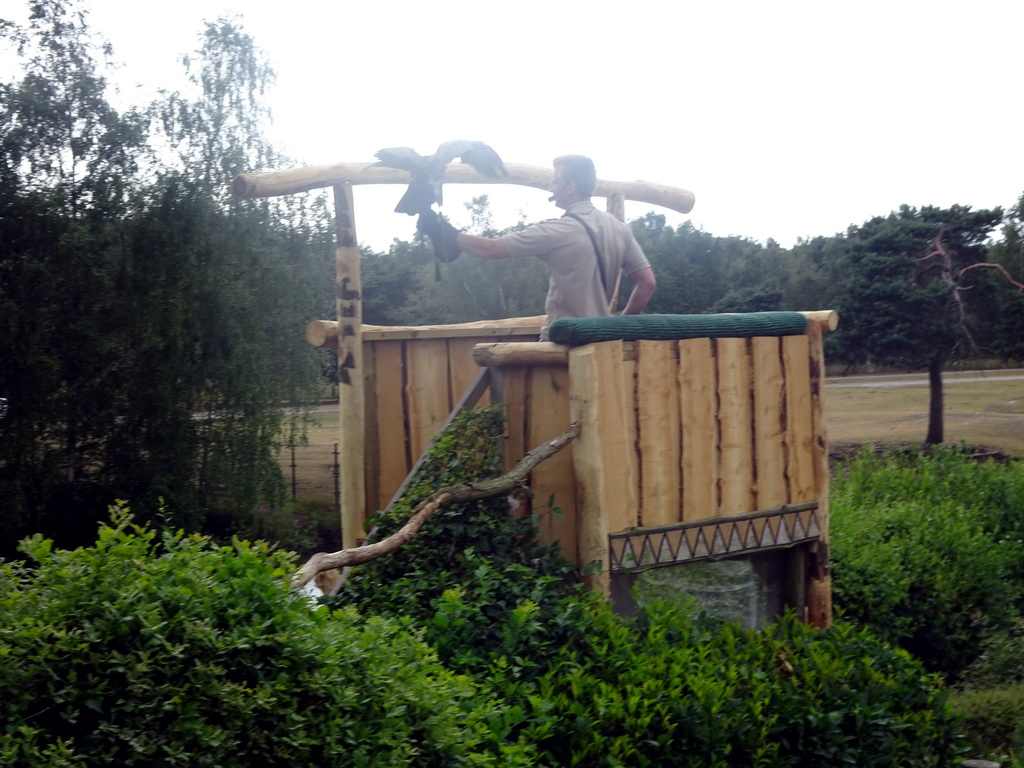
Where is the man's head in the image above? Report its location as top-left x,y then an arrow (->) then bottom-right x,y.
549,154 -> 596,209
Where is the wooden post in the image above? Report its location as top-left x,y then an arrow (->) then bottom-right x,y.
606,192 -> 626,312
805,322 -> 833,628
569,341 -> 637,595
334,183 -> 365,548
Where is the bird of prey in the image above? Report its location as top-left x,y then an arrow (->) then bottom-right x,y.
371,140 -> 507,216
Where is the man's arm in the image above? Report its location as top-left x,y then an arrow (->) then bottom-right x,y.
456,232 -> 509,261
417,211 -> 509,261
621,267 -> 656,315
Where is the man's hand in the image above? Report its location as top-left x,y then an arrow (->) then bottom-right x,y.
416,210 -> 462,263
415,209 -> 443,239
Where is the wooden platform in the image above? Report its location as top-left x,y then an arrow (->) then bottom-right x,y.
310,312 -> 835,626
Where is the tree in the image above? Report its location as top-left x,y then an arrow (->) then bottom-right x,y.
978,192 -> 1024,362
630,215 -> 771,314
118,15 -> 334,527
0,3 -> 334,555
829,204 -> 1006,444
0,0 -> 151,549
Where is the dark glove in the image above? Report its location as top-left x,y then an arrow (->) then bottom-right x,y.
416,210 -> 462,263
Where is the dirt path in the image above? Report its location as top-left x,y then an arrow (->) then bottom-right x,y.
826,369 -> 1024,388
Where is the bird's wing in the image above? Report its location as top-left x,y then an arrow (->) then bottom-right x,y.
371,147 -> 426,173
433,140 -> 507,178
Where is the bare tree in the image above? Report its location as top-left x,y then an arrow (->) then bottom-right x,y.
914,231 -> 1024,443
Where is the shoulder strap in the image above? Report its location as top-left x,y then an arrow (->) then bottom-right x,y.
564,212 -> 610,298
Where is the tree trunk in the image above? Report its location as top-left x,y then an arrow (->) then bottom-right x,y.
925,352 -> 946,445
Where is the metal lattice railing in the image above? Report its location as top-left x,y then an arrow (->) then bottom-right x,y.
609,501 -> 821,573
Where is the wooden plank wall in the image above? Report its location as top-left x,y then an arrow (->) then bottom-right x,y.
359,326 -> 827,581
361,326 -> 539,519
568,334 -> 826,571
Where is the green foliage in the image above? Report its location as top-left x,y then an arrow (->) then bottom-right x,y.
0,2 -> 334,555
504,603 -> 963,767
330,408 -> 962,766
949,620 -> 1024,764
961,618 -> 1024,689
980,192 -> 1024,363
830,446 -> 1024,678
332,406 -> 589,684
360,245 -> 427,325
0,506 -> 497,767
709,285 -> 783,313
827,205 -> 1003,370
949,683 -> 1024,764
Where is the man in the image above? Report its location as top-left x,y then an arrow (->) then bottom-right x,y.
418,155 -> 656,340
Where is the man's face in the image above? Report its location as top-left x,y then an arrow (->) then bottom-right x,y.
548,167 -> 574,210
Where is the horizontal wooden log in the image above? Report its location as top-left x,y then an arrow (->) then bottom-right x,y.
306,319 -> 338,349
306,311 -> 837,350
473,342 -> 569,367
305,316 -> 545,347
802,310 -> 839,332
363,315 -> 545,340
234,162 -> 696,215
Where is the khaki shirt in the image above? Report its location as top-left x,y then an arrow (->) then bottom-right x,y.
500,202 -> 651,337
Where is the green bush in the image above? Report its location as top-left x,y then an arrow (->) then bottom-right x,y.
0,507 -> 505,767
950,683 -> 1024,763
830,447 -> 1024,678
333,406 -> 590,685
952,620 -> 1024,765
508,603 -> 964,768
331,409 -> 965,766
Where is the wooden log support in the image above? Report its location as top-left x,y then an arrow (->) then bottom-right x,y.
234,162 -> 696,215
362,316 -> 545,340
606,192 -> 626,310
805,321 -> 833,628
305,319 -> 339,349
528,364 -> 577,560
334,183 -> 365,549
802,310 -> 839,333
472,341 -> 569,367
569,341 -> 637,595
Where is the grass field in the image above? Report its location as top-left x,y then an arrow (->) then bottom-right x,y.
826,370 -> 1024,456
283,370 -> 1024,505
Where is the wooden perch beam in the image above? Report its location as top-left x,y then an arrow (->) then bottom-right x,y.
306,316 -> 546,349
291,421 -> 582,590
305,311 -> 839,353
473,341 -> 569,367
234,162 -> 696,215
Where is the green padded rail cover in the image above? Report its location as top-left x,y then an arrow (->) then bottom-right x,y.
547,312 -> 808,347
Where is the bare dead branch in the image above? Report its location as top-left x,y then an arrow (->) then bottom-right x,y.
956,262 -> 1024,291
291,422 -> 582,590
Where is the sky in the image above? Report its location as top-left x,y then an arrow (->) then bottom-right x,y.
5,0 -> 1023,251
